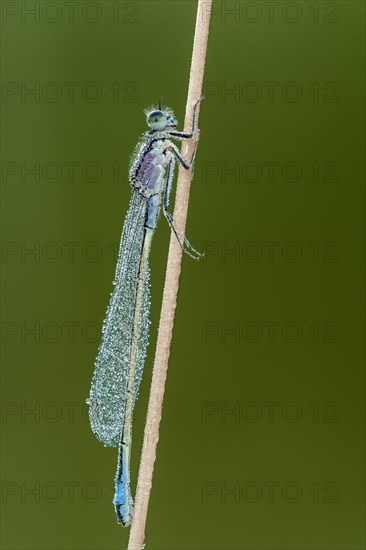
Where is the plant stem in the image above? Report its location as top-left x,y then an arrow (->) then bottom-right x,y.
127,1 -> 212,549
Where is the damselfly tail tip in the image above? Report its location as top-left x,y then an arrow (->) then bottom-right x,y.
115,501 -> 133,527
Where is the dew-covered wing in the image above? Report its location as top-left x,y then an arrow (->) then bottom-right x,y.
88,189 -> 150,447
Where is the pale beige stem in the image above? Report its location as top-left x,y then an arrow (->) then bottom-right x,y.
127,1 -> 212,549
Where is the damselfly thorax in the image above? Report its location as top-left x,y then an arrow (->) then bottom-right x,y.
133,137 -> 175,189
130,136 -> 178,229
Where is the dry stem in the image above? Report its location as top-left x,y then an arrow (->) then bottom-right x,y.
127,2 -> 213,548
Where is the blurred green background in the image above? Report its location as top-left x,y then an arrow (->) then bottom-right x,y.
1,1 -> 365,549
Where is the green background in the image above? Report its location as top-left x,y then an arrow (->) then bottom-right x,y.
1,1 -> 365,549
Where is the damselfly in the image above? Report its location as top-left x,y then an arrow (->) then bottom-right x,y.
87,99 -> 202,526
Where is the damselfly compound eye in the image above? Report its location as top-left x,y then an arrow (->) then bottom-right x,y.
147,110 -> 167,130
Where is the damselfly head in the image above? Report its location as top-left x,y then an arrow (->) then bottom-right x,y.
146,108 -> 177,130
